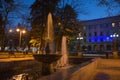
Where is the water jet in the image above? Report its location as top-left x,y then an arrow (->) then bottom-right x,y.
33,12 -> 61,75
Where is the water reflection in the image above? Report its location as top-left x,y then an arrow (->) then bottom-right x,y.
9,70 -> 41,80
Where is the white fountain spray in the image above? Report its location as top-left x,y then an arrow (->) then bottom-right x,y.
47,12 -> 55,54
56,36 -> 69,68
47,13 -> 69,69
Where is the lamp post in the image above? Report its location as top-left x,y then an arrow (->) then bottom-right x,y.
77,33 -> 83,56
110,33 -> 119,58
16,28 -> 26,48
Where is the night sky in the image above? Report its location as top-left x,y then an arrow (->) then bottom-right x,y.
19,0 -> 120,21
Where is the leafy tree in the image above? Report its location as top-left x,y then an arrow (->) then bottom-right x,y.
0,14 -> 4,49
98,0 -> 120,16
54,4 -> 82,52
0,0 -> 27,50
30,0 -> 60,48
30,0 -> 84,53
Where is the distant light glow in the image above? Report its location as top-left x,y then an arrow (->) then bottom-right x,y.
110,33 -> 119,38
16,29 -> 20,32
77,37 -> 83,40
22,30 -> 26,33
113,34 -> 115,37
90,36 -> 113,42
110,35 -> 113,37
112,23 -> 115,27
116,34 -> 119,37
9,29 -> 13,32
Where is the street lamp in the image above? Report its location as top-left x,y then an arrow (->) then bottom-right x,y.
16,28 -> 26,48
77,33 -> 83,56
9,29 -> 13,33
110,33 -> 119,58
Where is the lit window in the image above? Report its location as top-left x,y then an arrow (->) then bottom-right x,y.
89,39 -> 91,42
112,23 -> 115,27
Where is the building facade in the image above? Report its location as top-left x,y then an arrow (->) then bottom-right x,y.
79,15 -> 120,52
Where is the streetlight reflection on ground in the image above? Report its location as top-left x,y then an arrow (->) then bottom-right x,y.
110,33 -> 119,58
77,33 -> 83,56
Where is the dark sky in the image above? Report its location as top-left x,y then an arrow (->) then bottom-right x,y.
20,0 -> 120,20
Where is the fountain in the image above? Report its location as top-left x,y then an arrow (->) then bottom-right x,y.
33,12 -> 61,75
56,36 -> 69,69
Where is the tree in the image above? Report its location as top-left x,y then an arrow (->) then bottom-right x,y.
30,0 -> 60,48
0,14 -> 4,49
98,0 -> 120,16
54,4 -> 82,52
30,0 -> 84,53
0,0 -> 27,51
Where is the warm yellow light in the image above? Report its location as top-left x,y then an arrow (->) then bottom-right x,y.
112,23 -> 115,27
16,28 -> 20,32
9,29 -> 12,32
22,30 -> 26,33
58,22 -> 61,26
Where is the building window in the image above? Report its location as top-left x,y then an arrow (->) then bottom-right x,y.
0,4 -> 3,8
100,32 -> 103,36
88,25 -> 91,30
94,25 -> 96,29
95,38 -> 97,42
94,32 -> 97,36
106,31 -> 109,36
89,39 -> 91,42
100,24 -> 102,27
83,26 -> 86,30
89,33 -> 91,37
100,38 -> 103,42
112,23 -> 115,27
84,33 -> 86,37
106,24 -> 109,28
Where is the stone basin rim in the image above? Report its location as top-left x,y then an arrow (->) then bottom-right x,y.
33,54 -> 62,63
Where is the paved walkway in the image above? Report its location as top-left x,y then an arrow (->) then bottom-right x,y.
0,52 -> 34,62
91,59 -> 120,80
1,52 -> 120,80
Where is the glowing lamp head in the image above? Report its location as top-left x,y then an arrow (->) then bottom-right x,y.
22,30 -> 26,33
16,28 -> 20,32
9,29 -> 13,32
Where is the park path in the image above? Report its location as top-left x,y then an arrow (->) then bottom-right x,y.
91,59 -> 120,80
0,52 -> 34,62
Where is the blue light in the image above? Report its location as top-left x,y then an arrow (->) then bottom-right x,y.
103,36 -> 107,42
91,37 -> 95,42
97,36 -> 100,42
90,36 -> 113,42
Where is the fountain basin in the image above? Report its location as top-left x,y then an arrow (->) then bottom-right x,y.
33,54 -> 62,75
33,54 -> 61,63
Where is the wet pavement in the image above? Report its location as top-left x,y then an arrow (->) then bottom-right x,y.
92,58 -> 120,80
1,53 -> 120,80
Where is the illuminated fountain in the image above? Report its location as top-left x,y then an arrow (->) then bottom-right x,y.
33,13 -> 61,75
56,36 -> 69,68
